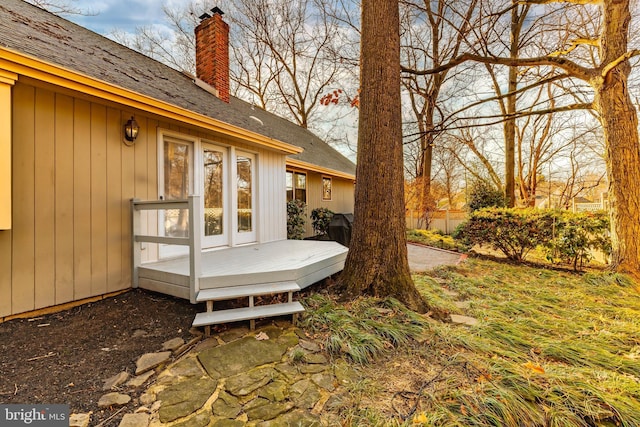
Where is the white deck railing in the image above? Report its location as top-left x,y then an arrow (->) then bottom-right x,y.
131,196 -> 202,303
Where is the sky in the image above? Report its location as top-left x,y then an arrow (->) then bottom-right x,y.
66,0 -> 178,37
59,0 -> 360,159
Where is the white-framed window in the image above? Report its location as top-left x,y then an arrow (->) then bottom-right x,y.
322,176 -> 332,201
286,170 -> 306,202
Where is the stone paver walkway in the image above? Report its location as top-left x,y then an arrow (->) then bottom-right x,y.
103,324 -> 359,427
407,243 -> 465,272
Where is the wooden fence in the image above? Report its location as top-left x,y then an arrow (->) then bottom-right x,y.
406,209 -> 467,234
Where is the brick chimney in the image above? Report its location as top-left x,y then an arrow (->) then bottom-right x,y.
195,7 -> 230,103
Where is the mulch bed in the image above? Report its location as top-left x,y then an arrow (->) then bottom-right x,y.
0,289 -> 200,426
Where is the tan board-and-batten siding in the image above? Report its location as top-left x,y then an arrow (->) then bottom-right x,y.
0,80 -> 287,318
304,173 -> 354,237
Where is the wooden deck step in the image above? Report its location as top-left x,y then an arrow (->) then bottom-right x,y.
196,281 -> 300,302
192,302 -> 305,327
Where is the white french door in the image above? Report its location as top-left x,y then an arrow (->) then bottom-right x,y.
234,151 -> 256,244
202,143 -> 229,248
159,135 -> 194,259
158,132 -> 257,259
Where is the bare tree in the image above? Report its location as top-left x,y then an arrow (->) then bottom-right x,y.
228,0 -> 344,129
400,0 -> 479,222
112,0 -> 350,133
404,0 -> 640,278
25,0 -> 95,15
432,136 -> 466,208
109,2 -> 201,75
341,0 -> 428,312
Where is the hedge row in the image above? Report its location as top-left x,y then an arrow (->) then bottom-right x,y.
453,208 -> 610,270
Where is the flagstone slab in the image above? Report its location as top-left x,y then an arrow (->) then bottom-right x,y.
157,377 -> 218,423
333,359 -> 359,386
274,363 -> 301,381
171,412 -> 211,427
290,379 -> 321,409
212,419 -> 245,427
218,327 -> 249,343
311,373 -> 335,391
303,353 -> 328,364
103,372 -> 130,390
198,337 -> 289,378
118,413 -> 149,427
162,337 -> 185,352
258,380 -> 288,402
450,314 -> 479,326
275,332 -> 300,349
98,392 -> 131,408
244,398 -> 294,421
256,410 -> 320,427
299,340 -> 321,352
126,371 -> 154,389
135,351 -> 172,375
166,356 -> 206,379
299,364 -> 327,375
212,391 -> 242,419
225,367 -> 276,396
69,413 -> 91,427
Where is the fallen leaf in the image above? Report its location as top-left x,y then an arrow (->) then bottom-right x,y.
477,374 -> 492,383
522,361 -> 545,374
412,412 -> 428,424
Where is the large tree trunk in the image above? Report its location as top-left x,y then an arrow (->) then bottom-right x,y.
596,0 -> 640,278
340,0 -> 428,312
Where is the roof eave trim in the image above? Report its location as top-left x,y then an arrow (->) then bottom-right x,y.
286,158 -> 356,181
0,47 -> 302,155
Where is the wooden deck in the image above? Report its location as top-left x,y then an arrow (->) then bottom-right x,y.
136,239 -> 348,301
131,198 -> 347,329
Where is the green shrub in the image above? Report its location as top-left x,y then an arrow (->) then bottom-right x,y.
468,179 -> 506,212
287,199 -> 307,239
453,207 -> 556,261
545,211 -> 610,271
310,207 -> 334,235
407,229 -> 467,252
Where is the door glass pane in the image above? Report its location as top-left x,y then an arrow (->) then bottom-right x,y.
295,173 -> 306,202
237,155 -> 252,232
203,148 -> 224,236
286,171 -> 293,202
164,140 -> 190,237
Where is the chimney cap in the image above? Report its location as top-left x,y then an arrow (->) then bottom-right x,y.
211,6 -> 224,15
199,12 -> 211,20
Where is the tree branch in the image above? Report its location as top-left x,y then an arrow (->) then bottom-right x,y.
601,49 -> 640,78
402,52 -> 594,82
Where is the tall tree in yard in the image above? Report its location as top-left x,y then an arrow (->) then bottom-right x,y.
340,0 -> 428,312
404,0 -> 640,279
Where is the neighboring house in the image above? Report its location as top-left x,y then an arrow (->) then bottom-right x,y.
0,0 -> 355,321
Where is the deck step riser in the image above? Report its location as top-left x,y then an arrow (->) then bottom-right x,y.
193,302 -> 305,327
194,281 -> 304,330
196,281 -> 300,302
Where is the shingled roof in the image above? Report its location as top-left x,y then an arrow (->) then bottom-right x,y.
0,0 -> 355,178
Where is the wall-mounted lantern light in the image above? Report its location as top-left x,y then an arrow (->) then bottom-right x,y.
124,116 -> 140,145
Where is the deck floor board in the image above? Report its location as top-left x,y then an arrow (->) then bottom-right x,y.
137,240 -> 347,293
